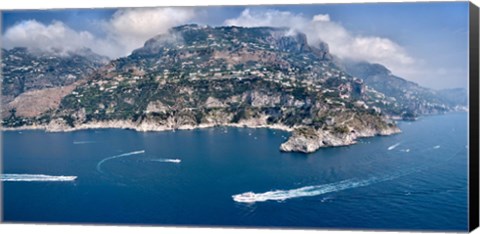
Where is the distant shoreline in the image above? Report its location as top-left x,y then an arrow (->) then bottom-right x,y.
0,119 -> 399,154
2,111 -> 467,133
1,122 -> 294,133
6,112 -> 469,153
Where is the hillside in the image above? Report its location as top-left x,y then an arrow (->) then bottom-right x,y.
2,25 -> 400,153
1,47 -> 108,118
342,61 -> 466,119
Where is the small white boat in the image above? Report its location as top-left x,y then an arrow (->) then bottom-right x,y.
232,192 -> 257,203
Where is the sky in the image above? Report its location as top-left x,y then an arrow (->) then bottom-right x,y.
1,2 -> 470,90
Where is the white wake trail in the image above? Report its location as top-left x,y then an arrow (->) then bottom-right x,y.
388,143 -> 401,150
96,150 -> 145,174
73,141 -> 96,145
233,166 -> 423,203
233,143 -> 465,203
149,159 -> 181,164
1,174 -> 77,182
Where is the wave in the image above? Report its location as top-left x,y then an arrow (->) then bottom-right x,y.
400,149 -> 410,153
232,166 -> 425,203
387,142 -> 401,150
149,158 -> 181,164
96,150 -> 145,174
1,174 -> 77,182
73,141 -> 96,145
433,145 -> 441,149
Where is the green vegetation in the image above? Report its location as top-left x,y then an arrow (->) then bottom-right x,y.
2,25 -> 403,135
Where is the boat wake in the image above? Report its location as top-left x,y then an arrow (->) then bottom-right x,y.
149,158 -> 181,164
232,166 -> 425,203
233,143 -> 465,204
73,141 -> 97,145
96,150 -> 145,174
233,179 -> 372,203
1,174 -> 77,182
387,142 -> 401,150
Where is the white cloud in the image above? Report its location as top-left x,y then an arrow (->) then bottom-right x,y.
225,9 -> 308,29
2,7 -> 196,58
312,14 -> 330,22
104,7 -> 196,57
2,20 -> 97,54
224,9 -> 415,76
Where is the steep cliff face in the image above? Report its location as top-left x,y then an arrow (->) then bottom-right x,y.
1,25 -> 400,153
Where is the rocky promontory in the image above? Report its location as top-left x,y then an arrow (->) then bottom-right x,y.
280,124 -> 400,153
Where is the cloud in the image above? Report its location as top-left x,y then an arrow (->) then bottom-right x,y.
224,9 -> 308,29
2,7 -> 196,58
2,20 -> 97,54
312,14 -> 330,22
224,9 -> 415,76
104,7 -> 196,57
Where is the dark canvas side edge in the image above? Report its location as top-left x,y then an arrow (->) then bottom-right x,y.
469,1 -> 480,232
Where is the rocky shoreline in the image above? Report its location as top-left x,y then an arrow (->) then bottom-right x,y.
1,122 -> 293,132
280,125 -> 401,153
2,118 -> 401,154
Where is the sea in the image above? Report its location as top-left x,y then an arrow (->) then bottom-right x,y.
1,112 -> 469,231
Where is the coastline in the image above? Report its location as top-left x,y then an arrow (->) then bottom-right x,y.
1,119 -> 400,154
1,121 -> 294,133
279,124 -> 401,153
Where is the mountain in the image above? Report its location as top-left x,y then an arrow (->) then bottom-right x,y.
437,88 -> 468,107
342,61 -> 467,119
2,25 -> 399,153
1,47 -> 109,118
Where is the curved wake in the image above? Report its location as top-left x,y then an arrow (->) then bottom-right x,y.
1,174 -> 77,182
96,150 -> 145,174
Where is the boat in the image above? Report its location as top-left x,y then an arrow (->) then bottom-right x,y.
232,192 -> 257,203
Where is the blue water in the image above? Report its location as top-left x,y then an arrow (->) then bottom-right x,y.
2,112 -> 468,231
